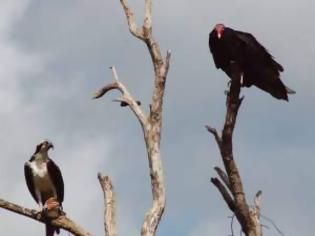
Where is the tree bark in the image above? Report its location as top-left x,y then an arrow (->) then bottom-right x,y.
98,173 -> 117,236
0,198 -> 92,236
207,76 -> 262,236
93,1 -> 171,235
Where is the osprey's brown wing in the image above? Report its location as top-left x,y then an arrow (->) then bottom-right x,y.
24,161 -> 39,204
47,159 -> 64,204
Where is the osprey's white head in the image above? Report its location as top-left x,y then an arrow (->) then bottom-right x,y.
35,139 -> 54,154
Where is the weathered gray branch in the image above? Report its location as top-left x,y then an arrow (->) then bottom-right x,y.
93,69 -> 147,129
94,1 -> 170,236
119,0 -> 144,39
143,0 -> 152,36
98,173 -> 117,236
0,198 -> 92,236
207,77 -> 262,236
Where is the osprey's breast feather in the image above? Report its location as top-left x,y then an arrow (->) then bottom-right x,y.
29,161 -> 56,194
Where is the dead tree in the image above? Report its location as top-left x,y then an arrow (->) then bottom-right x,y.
93,0 -> 171,234
0,0 -> 169,236
206,75 -> 262,236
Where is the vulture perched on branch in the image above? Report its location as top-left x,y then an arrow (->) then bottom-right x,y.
209,23 -> 295,101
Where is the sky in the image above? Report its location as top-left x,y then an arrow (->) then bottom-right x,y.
0,0 -> 314,235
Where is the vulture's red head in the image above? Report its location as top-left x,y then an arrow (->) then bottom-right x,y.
214,23 -> 225,39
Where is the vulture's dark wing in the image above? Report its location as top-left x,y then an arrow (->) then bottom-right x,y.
234,30 -> 284,72
24,162 -> 39,204
47,159 -> 64,203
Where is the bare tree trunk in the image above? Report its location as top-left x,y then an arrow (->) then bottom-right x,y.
207,76 -> 262,236
93,1 -> 171,236
98,174 -> 117,236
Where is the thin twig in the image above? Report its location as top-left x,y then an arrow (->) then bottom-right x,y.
205,125 -> 222,146
228,214 -> 235,236
260,215 -> 285,236
110,66 -> 119,82
93,69 -> 147,129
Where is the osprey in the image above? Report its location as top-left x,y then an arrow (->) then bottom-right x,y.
209,23 -> 295,100
24,140 -> 64,236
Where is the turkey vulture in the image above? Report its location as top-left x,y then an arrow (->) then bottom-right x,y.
209,23 -> 295,100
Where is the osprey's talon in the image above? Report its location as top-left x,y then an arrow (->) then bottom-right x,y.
43,199 -> 61,219
44,197 -> 60,211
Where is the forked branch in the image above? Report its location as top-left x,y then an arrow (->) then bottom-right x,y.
119,0 -> 144,39
94,1 -> 171,236
207,77 -> 262,236
93,67 -> 147,129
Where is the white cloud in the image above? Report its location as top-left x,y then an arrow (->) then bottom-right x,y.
0,0 -> 30,35
0,1 -> 44,113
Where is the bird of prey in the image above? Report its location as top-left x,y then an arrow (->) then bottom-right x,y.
209,23 -> 295,100
24,140 -> 64,236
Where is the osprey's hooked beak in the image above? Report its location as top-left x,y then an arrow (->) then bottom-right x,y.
48,142 -> 54,150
